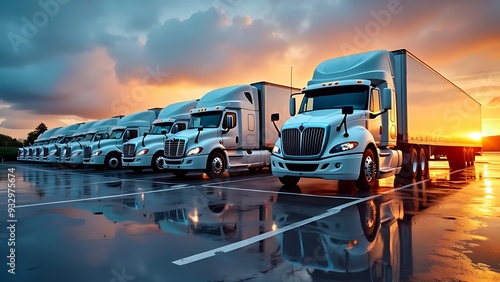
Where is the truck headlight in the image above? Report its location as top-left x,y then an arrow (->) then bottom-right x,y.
136,149 -> 149,156
330,142 -> 358,153
72,151 -> 82,156
272,145 -> 281,154
187,147 -> 203,156
92,150 -> 102,156
50,149 -> 57,155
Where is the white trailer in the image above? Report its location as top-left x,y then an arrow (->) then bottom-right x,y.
164,81 -> 297,178
84,109 -> 161,169
271,49 -> 482,190
122,100 -> 198,173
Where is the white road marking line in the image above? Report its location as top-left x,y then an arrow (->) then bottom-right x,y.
173,178 -> 431,266
16,185 -> 193,209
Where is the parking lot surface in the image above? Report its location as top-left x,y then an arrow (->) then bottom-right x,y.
1,153 -> 499,281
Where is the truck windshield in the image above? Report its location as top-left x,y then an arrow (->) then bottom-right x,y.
188,112 -> 222,129
299,85 -> 369,113
151,123 -> 173,135
109,129 -> 124,139
82,133 -> 94,142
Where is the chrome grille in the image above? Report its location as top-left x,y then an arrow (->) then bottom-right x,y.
55,147 -> 62,157
43,147 -> 49,157
282,127 -> 325,156
123,144 -> 136,157
165,139 -> 186,157
83,146 -> 92,159
28,148 -> 33,157
65,147 -> 72,158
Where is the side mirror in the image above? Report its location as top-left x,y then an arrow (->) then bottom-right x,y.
103,133 -> 109,139
171,124 -> 179,134
271,113 -> 279,122
225,115 -> 234,129
289,98 -> 296,116
124,131 -> 130,140
342,106 -> 354,115
161,129 -> 168,135
143,132 -> 148,137
381,88 -> 392,110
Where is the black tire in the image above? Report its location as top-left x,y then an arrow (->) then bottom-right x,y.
131,167 -> 143,173
104,152 -> 121,170
417,147 -> 428,179
172,170 -> 188,177
355,148 -> 377,191
151,151 -> 164,173
206,151 -> 225,179
399,147 -> 418,179
357,200 -> 380,242
279,176 -> 300,186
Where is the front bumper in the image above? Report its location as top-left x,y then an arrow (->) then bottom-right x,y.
271,153 -> 363,180
87,155 -> 105,166
122,154 -> 153,168
67,154 -> 83,165
164,154 -> 208,171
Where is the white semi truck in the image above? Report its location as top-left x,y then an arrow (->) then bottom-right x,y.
122,100 -> 198,173
163,81 -> 297,178
64,117 -> 122,167
84,109 -> 161,169
55,121 -> 97,165
271,49 -> 482,190
20,127 -> 61,161
43,123 -> 83,163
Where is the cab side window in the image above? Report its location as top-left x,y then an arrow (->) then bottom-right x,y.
125,129 -> 138,141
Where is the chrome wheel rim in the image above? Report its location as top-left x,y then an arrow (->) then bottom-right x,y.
364,156 -> 376,182
211,157 -> 223,175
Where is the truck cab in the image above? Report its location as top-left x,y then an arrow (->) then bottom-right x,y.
65,117 -> 122,167
43,123 -> 83,163
122,100 -> 198,173
163,82 -> 293,178
84,109 -> 161,169
56,121 -> 97,165
271,51 -> 400,190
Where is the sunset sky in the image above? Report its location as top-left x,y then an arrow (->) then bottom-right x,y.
0,0 -> 499,140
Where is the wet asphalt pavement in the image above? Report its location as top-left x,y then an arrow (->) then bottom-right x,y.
0,153 -> 499,282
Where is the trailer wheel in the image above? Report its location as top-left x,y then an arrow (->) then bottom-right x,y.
279,176 -> 300,186
151,151 -> 164,173
468,148 -> 475,167
206,151 -> 225,179
417,147 -> 429,178
104,152 -> 121,170
355,148 -> 377,191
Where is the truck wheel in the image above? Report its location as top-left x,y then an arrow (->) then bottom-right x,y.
279,176 -> 300,186
417,148 -> 428,178
151,151 -> 164,173
104,152 -> 121,170
206,152 -> 225,179
357,200 -> 380,242
399,147 -> 418,178
355,148 -> 377,191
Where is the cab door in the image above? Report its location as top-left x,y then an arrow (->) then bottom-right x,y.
221,111 -> 240,148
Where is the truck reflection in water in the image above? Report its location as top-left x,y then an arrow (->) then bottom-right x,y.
274,185 -> 414,281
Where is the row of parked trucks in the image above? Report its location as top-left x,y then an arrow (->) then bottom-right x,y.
17,49 -> 482,191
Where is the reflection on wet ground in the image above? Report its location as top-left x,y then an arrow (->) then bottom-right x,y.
0,153 -> 499,281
